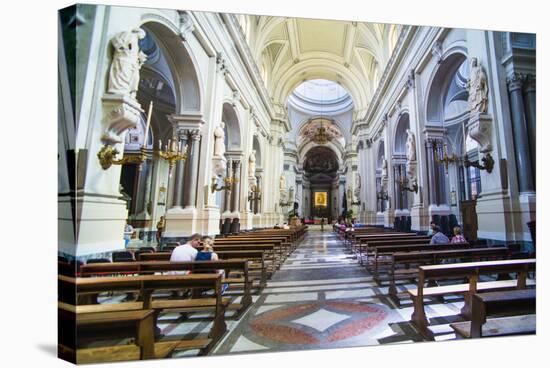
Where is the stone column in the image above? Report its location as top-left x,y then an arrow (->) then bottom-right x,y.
222,159 -> 232,214
254,175 -> 261,214
184,130 -> 201,208
230,160 -> 242,214
507,74 -> 534,193
523,74 -> 536,186
425,139 -> 437,205
171,133 -> 188,209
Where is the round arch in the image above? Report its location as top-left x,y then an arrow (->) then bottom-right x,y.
139,20 -> 203,114
425,49 -> 468,124
272,58 -> 369,111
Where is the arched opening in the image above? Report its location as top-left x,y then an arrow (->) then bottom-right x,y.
376,141 -> 387,213
222,103 -> 242,151
118,21 -> 202,246
426,52 -> 477,233
392,114 -> 412,211
303,146 -> 340,221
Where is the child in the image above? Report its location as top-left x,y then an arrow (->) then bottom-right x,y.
195,238 -> 228,294
451,226 -> 467,243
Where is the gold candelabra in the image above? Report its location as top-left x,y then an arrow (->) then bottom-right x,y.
98,101 -> 154,171
463,152 -> 494,173
98,145 -> 148,170
398,176 -> 418,193
433,141 -> 459,172
248,185 -> 262,202
211,175 -> 237,193
157,138 -> 188,171
376,190 -> 388,201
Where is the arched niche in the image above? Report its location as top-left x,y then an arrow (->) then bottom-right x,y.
252,136 -> 262,168
426,52 -> 468,125
393,113 -> 410,155
222,102 -> 242,151
376,140 -> 386,170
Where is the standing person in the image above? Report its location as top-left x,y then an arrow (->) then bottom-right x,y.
156,215 -> 165,245
429,225 -> 450,244
320,218 -> 325,232
124,221 -> 134,247
451,226 -> 467,243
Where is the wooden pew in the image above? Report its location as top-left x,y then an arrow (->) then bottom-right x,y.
353,234 -> 428,254
139,250 -> 268,289
212,238 -> 286,265
356,237 -> 432,265
80,259 -> 253,318
371,242 -> 473,282
386,247 -> 508,306
58,273 -> 228,363
406,259 -> 536,340
450,289 -> 536,338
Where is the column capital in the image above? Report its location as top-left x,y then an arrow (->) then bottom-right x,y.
168,112 -> 204,134
524,74 -> 536,93
506,72 -> 524,92
186,129 -> 202,140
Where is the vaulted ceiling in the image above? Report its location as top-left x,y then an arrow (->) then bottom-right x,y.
236,15 -> 401,114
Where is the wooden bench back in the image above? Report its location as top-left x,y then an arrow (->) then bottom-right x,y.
375,242 -> 472,254
392,247 -> 505,263
470,289 -> 536,337
80,259 -> 249,277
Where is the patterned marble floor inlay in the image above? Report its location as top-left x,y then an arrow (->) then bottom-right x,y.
189,229 -> 478,355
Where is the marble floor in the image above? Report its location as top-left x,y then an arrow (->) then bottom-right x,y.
204,229 -> 464,357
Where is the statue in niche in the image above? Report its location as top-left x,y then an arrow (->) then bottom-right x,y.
467,57 -> 489,115
213,122 -> 226,157
405,129 -> 416,162
248,150 -> 256,177
381,157 -> 388,178
279,174 -> 286,190
354,173 -> 361,200
108,28 -> 147,98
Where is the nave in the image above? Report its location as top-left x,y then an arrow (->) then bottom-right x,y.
59,226 -> 535,364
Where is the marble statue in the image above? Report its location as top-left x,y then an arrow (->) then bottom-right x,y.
213,122 -> 226,157
279,174 -> 286,190
467,57 -> 488,115
248,150 -> 256,176
382,157 -> 388,178
108,28 -> 147,98
405,129 -> 416,162
354,173 -> 361,201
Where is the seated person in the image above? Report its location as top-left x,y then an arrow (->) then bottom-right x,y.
195,237 -> 228,294
274,223 -> 281,229
429,225 -> 450,244
282,222 -> 290,230
451,226 -> 467,243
